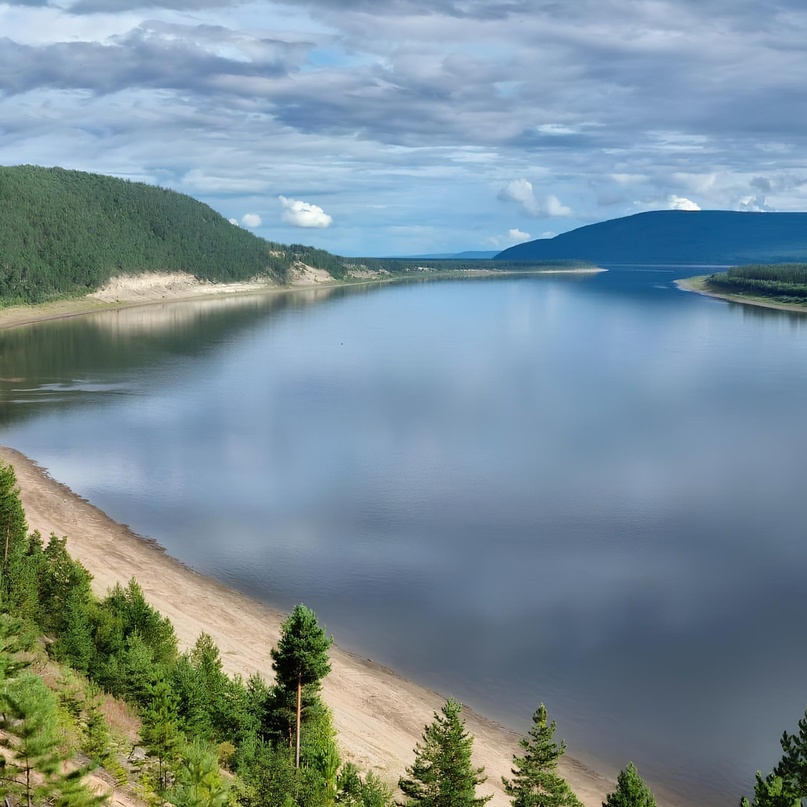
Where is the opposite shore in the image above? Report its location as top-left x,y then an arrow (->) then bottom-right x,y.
676,275 -> 807,313
0,267 -> 678,807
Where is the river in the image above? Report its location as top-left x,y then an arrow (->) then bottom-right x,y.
2,268 -> 807,805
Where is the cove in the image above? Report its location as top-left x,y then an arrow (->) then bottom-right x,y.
3,269 -> 807,806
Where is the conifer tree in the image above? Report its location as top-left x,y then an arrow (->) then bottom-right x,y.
0,461 -> 28,599
140,679 -> 184,793
168,741 -> 229,807
399,698 -> 491,807
0,673 -> 102,807
740,771 -> 798,807
502,704 -> 581,807
602,763 -> 656,807
270,604 -> 333,768
739,707 -> 807,806
81,687 -> 112,765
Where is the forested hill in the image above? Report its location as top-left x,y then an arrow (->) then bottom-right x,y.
0,165 -> 347,303
496,210 -> 807,265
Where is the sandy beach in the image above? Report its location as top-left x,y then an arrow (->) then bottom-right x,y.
0,273 -> 621,806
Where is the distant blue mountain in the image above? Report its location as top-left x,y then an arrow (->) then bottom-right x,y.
495,210 -> 807,265
390,250 -> 499,260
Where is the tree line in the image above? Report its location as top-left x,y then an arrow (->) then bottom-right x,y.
0,166 -> 596,306
2,458 -> 658,807
706,264 -> 807,302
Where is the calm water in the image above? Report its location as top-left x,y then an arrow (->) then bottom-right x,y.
3,270 -> 807,805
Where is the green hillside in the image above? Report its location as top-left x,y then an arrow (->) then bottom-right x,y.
0,165 -> 347,303
0,165 -> 598,305
496,210 -> 807,265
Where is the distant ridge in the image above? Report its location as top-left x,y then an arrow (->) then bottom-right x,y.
391,250 -> 499,260
495,210 -> 807,265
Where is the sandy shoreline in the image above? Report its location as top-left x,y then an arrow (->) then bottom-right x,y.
0,445 -> 617,807
676,275 -> 807,314
0,271 -> 628,806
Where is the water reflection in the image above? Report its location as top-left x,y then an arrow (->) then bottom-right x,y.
2,271 -> 807,806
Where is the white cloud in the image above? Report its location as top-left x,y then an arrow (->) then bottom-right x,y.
228,217 -> 239,226
498,180 -> 572,218
667,195 -> 701,211
737,195 -> 772,212
499,179 -> 541,215
278,196 -> 333,229
508,228 -> 532,243
241,213 -> 262,228
545,194 -> 572,217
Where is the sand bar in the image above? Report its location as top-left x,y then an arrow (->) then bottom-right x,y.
676,275 -> 807,314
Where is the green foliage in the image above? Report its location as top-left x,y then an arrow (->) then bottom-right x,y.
0,461 -> 28,596
93,578 -> 177,702
271,604 -> 333,768
168,740 -> 230,807
399,698 -> 491,807
238,742 -> 298,807
337,764 -> 394,807
775,710 -> 807,798
140,679 -> 184,793
502,704 -> 581,807
0,672 -> 103,807
602,763 -> 656,807
81,687 -> 112,765
739,707 -> 807,806
0,461 -> 37,619
739,772 -> 799,807
272,605 -> 333,694
708,264 -> 807,301
0,165 -> 296,302
0,612 -> 31,683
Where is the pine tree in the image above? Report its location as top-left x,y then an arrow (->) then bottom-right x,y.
81,687 -> 112,765
270,604 -> 333,768
0,461 -> 28,602
740,772 -> 799,807
739,708 -> 807,806
399,698 -> 491,807
168,741 -> 229,807
602,763 -> 656,807
140,679 -> 184,793
502,704 -> 582,807
0,673 -> 102,807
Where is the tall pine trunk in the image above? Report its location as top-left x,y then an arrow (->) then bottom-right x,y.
295,670 -> 302,769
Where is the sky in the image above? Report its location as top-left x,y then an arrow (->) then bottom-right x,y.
1,0 -> 807,256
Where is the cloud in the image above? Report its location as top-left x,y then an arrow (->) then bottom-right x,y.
278,196 -> 333,228
4,0 -> 807,254
498,180 -> 572,218
736,195 -> 772,212
668,195 -> 701,211
228,218 -> 239,226
507,228 -> 531,243
241,213 -> 262,227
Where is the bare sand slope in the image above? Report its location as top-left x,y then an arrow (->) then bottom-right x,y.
0,445 -> 615,806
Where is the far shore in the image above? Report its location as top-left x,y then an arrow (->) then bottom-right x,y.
0,266 -> 606,333
0,264 -> 697,807
676,275 -> 807,314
